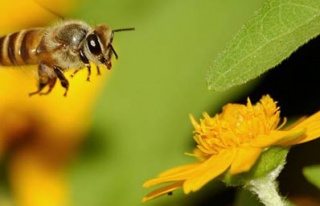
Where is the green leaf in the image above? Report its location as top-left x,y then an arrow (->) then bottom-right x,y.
303,165 -> 320,189
207,0 -> 320,91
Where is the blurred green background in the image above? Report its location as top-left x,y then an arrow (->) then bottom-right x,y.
68,0 -> 266,206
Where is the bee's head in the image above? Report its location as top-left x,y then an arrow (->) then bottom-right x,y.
80,24 -> 134,69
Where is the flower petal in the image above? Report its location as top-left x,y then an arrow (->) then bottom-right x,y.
142,181 -> 184,202
183,148 -> 236,193
250,129 -> 306,147
284,111 -> 320,145
229,147 -> 262,174
143,163 -> 200,187
158,163 -> 200,177
9,149 -> 69,206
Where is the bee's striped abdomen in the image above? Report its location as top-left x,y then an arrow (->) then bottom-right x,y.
0,29 -> 46,66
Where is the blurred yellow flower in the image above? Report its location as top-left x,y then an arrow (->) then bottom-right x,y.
0,0 -> 77,36
143,95 -> 320,202
0,0 -> 107,206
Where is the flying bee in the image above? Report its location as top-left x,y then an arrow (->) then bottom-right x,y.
0,20 -> 134,96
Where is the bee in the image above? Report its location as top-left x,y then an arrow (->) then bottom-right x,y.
0,20 -> 134,96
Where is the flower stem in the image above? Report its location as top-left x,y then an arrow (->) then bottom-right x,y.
245,165 -> 290,206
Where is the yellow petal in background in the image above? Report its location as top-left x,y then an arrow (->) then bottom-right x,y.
0,57 -> 106,206
0,0 -> 77,35
0,1 -> 107,206
9,148 -> 69,206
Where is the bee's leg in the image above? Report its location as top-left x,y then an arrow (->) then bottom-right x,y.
39,78 -> 57,96
86,64 -> 91,81
53,65 -> 69,96
79,49 -> 91,81
71,65 -> 91,81
96,65 -> 101,75
29,62 -> 57,96
70,68 -> 81,78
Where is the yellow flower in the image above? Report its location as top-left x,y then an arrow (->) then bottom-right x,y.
0,66 -> 106,206
142,95 -> 320,202
0,0 -> 78,36
0,0 -> 107,205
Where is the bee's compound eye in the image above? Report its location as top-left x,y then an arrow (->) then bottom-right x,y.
87,33 -> 102,55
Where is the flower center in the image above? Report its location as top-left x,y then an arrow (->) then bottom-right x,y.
190,96 -> 281,159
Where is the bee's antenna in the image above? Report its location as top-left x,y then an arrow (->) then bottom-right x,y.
109,28 -> 134,59
113,28 -> 135,32
109,45 -> 118,59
